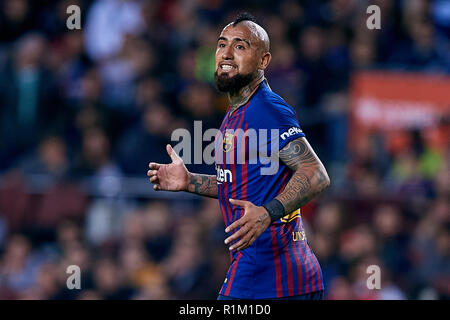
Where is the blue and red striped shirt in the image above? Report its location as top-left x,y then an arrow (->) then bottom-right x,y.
214,79 -> 323,299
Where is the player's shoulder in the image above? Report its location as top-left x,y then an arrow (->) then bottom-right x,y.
252,80 -> 297,117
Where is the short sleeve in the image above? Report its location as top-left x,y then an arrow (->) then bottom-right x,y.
255,97 -> 305,151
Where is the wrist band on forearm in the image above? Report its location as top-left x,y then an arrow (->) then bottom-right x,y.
262,199 -> 286,222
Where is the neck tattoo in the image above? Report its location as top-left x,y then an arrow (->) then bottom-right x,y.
229,71 -> 264,113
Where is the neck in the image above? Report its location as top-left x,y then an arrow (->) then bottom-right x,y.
228,70 -> 264,112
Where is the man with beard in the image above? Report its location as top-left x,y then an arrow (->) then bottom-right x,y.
147,13 -> 330,300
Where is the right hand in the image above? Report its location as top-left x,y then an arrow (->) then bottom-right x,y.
147,144 -> 190,191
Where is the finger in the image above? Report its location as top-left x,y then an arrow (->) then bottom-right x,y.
239,234 -> 258,251
166,144 -> 181,163
224,224 -> 248,244
235,233 -> 257,251
149,162 -> 162,169
230,237 -> 247,251
147,170 -> 158,177
230,232 -> 254,251
153,184 -> 160,191
225,216 -> 246,233
229,198 -> 250,208
150,176 -> 159,183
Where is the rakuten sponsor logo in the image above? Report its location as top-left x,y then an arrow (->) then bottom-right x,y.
216,165 -> 232,184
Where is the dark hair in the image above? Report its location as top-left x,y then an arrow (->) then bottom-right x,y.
232,12 -> 257,26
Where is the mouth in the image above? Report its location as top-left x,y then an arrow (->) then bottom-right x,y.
218,62 -> 237,72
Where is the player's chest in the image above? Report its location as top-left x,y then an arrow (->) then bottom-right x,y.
214,112 -> 250,162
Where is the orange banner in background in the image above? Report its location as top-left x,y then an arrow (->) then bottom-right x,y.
349,71 -> 450,151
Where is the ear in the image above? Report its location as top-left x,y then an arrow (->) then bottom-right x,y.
259,52 -> 272,70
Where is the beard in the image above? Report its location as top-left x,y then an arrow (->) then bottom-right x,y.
214,70 -> 255,95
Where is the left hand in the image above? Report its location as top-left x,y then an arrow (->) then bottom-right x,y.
224,198 -> 271,251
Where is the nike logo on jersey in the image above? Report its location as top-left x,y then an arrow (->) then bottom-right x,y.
280,127 -> 303,140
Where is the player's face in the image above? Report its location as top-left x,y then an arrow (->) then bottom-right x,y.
215,23 -> 261,92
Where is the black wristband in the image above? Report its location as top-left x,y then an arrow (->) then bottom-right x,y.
262,199 -> 286,222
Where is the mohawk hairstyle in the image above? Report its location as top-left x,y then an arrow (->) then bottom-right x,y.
232,12 -> 257,26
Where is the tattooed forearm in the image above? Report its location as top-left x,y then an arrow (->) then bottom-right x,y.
276,169 -> 329,213
187,173 -> 218,198
276,138 -> 330,213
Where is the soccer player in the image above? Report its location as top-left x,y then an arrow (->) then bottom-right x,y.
147,13 -> 330,300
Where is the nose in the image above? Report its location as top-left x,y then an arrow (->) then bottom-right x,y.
222,45 -> 233,60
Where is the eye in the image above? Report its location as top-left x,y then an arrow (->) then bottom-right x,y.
218,43 -> 226,48
236,45 -> 245,50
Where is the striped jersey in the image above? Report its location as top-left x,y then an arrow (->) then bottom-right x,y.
214,79 -> 323,299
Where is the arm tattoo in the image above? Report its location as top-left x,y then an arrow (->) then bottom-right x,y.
187,173 -> 218,198
276,138 -> 330,213
278,137 -> 317,170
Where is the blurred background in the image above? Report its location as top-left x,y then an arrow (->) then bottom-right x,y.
0,0 -> 449,300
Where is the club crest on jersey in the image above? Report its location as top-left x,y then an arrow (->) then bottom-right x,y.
223,132 -> 234,152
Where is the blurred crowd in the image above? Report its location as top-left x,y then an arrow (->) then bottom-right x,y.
0,0 -> 449,300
